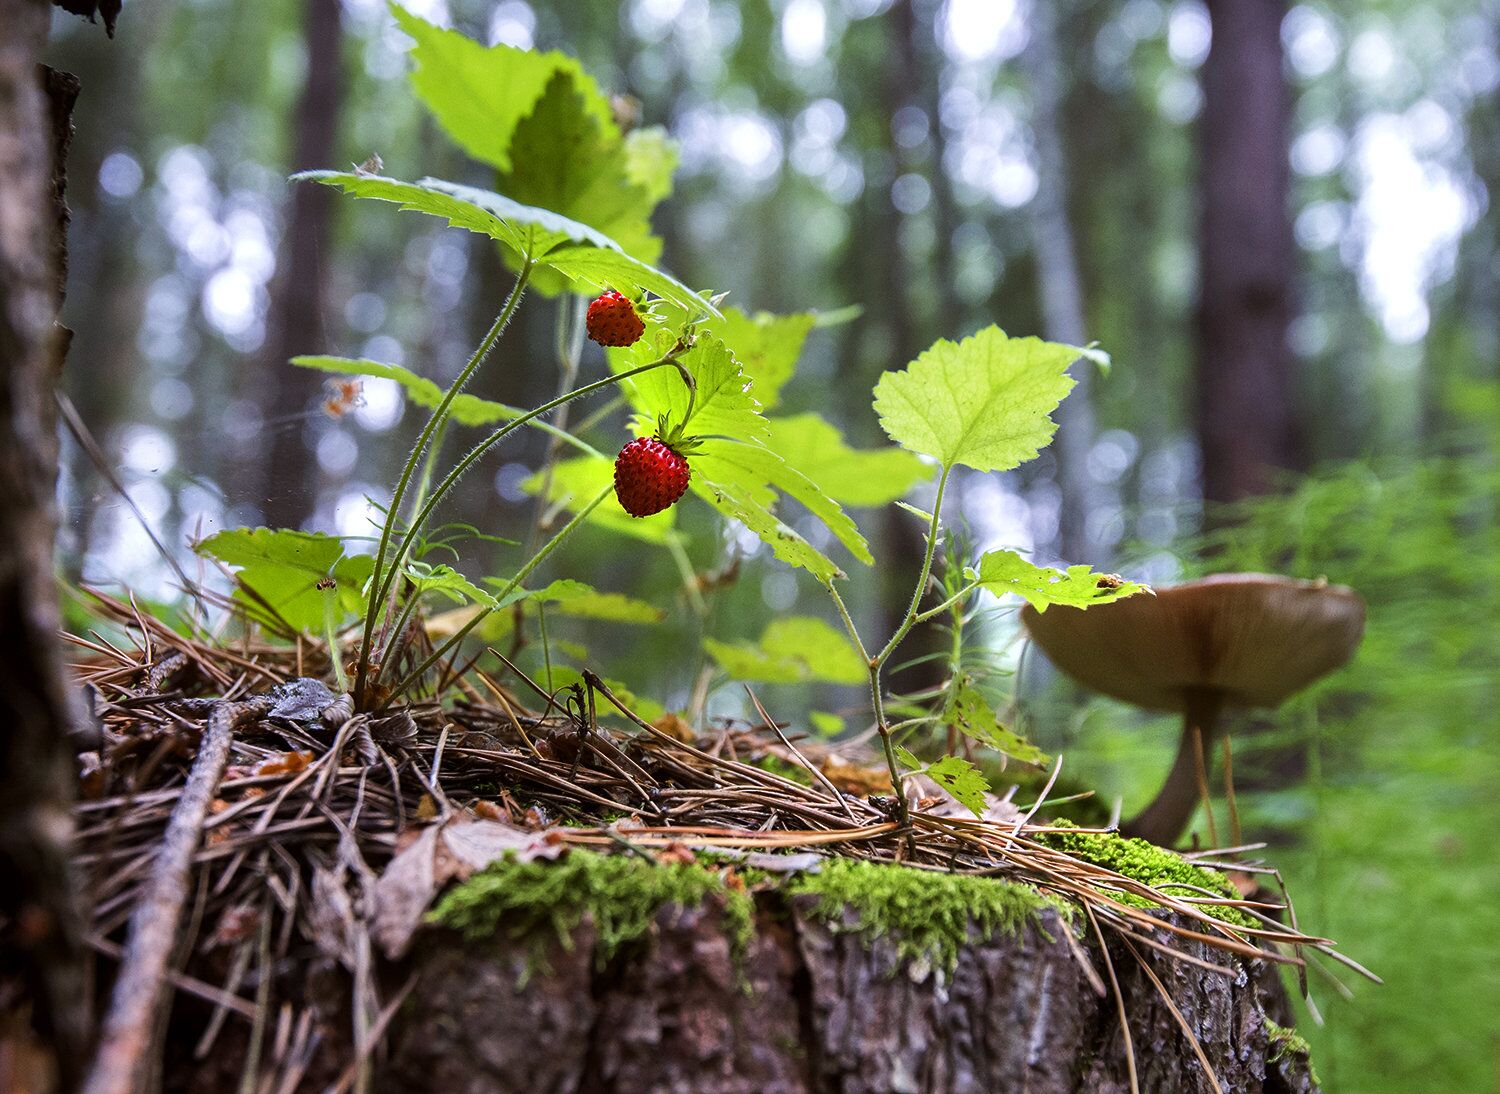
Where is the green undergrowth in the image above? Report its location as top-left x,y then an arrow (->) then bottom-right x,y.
1039,823 -> 1259,929
430,849 -> 754,968
786,858 -> 1057,971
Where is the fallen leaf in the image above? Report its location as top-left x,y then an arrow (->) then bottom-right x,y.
651,712 -> 696,743
255,750 -> 314,777
820,755 -> 893,796
371,817 -> 565,959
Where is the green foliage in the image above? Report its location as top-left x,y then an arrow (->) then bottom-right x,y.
704,306 -> 816,411
763,414 -> 927,509
1175,456 -> 1500,1092
403,561 -> 497,607
873,327 -> 1099,472
973,549 -> 1149,612
528,579 -> 663,624
943,675 -> 1049,766
296,172 -> 705,312
616,329 -> 765,441
390,5 -> 611,172
703,616 -> 866,685
923,754 -> 992,816
495,70 -> 665,272
525,456 -> 679,544
787,858 -> 1048,971
431,849 -> 752,969
195,528 -> 372,633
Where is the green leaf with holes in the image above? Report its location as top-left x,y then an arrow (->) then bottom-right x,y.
923,755 -> 991,817
943,675 -> 1049,766
975,550 -> 1148,613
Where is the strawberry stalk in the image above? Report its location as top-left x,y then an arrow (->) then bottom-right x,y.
354,255 -> 535,707
375,346 -> 693,699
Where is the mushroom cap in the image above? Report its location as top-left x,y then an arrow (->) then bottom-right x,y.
1020,573 -> 1365,713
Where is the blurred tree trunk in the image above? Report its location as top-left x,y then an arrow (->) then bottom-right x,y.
254,0 -> 343,530
0,3 -> 89,1086
874,0 -> 946,697
1195,0 -> 1303,507
1023,0 -> 1101,566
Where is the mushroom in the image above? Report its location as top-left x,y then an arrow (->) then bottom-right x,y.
1020,573 -> 1365,847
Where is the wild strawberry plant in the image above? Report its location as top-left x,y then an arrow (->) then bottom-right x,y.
196,5 -> 1147,821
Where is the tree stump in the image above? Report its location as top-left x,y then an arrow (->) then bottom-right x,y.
382,893 -> 1317,1094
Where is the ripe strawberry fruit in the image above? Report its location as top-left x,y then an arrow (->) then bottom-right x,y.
614,436 -> 691,517
586,290 -> 645,347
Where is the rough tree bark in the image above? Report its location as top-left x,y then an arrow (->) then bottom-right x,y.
1195,0 -> 1303,506
254,0 -> 344,530
0,1 -> 89,1086
373,900 -> 1317,1094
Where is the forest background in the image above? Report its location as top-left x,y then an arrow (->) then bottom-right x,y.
44,0 -> 1500,1088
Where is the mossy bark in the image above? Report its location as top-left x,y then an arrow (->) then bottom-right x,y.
379,895 -> 1317,1094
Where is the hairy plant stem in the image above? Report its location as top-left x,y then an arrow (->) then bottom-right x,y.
384,485 -> 612,703
366,348 -> 689,704
825,464 -> 953,837
354,257 -> 535,706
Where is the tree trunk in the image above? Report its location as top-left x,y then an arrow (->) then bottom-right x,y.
253,0 -> 344,530
375,900 -> 1317,1094
1023,0 -> 1101,566
0,2 -> 89,1085
1195,0 -> 1302,507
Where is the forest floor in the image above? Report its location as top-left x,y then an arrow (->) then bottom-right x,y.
66,591 -> 1349,1091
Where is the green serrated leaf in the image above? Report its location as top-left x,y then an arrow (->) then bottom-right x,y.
711,307 -> 816,411
691,475 -> 843,583
975,549 -> 1149,613
391,5 -> 611,172
529,579 -> 664,623
614,330 -> 766,441
693,439 -> 872,565
403,561 -> 499,607
495,70 -> 663,271
873,326 -> 1085,472
924,755 -> 991,817
943,675 -> 1049,766
295,172 -> 707,315
895,745 -> 923,770
703,616 -> 865,685
196,528 -> 373,633
764,414 -> 928,508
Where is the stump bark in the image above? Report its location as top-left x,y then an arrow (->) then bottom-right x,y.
381,895 -> 1316,1094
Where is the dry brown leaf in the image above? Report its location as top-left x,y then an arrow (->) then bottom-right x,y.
651,711 -> 696,743
371,817 -> 565,959
820,755 -> 893,796
255,749 -> 314,777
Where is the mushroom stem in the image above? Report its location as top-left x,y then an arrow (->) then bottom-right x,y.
1122,688 -> 1224,847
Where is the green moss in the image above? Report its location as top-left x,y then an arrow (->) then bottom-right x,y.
1266,1019 -> 1320,1086
430,849 -> 753,967
1039,824 -> 1259,929
787,858 -> 1051,971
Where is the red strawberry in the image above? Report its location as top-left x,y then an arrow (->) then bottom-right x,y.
614,436 -> 691,517
586,290 -> 645,347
